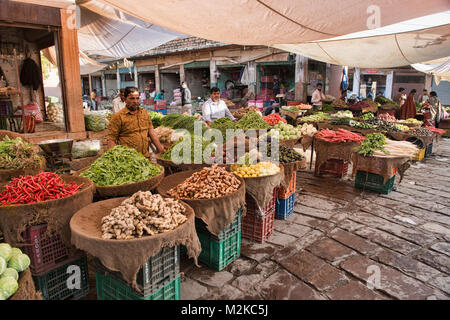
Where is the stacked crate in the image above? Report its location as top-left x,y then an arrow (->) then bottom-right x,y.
95,246 -> 180,300
275,171 -> 296,220
318,159 -> 349,178
21,224 -> 89,300
355,168 -> 397,195
195,210 -> 242,271
242,189 -> 276,243
259,75 -> 274,101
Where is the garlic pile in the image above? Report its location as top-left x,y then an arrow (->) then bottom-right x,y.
101,192 -> 187,240
47,103 -> 64,123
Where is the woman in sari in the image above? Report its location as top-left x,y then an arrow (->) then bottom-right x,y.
400,89 -> 417,120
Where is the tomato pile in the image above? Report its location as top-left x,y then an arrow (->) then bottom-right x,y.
0,172 -> 83,206
263,113 -> 286,126
315,129 -> 365,143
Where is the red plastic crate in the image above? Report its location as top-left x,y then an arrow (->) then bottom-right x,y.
318,159 -> 349,178
22,224 -> 70,275
277,171 -> 296,199
242,189 -> 276,243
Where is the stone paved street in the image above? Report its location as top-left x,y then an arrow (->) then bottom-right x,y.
179,138 -> 450,300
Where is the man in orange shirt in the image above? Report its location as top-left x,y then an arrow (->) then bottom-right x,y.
107,87 -> 165,158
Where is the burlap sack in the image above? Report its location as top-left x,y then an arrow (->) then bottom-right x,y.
74,164 -> 164,198
10,268 -> 43,300
156,157 -> 210,174
70,197 -> 201,291
351,152 -> 411,183
314,138 -> 361,176
156,170 -> 246,237
279,138 -> 300,148
281,160 -> 305,188
388,132 -> 434,148
0,175 -> 94,248
0,156 -> 46,182
243,165 -> 284,209
301,135 -> 314,151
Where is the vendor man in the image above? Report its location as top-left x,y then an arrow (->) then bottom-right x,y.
311,83 -> 326,107
112,88 -> 126,113
202,87 -> 235,125
107,86 -> 165,158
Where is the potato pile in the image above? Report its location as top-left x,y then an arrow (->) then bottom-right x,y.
231,161 -> 280,178
101,191 -> 187,240
167,165 -> 241,200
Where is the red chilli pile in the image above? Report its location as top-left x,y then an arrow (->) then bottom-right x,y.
315,129 -> 365,143
0,171 -> 83,206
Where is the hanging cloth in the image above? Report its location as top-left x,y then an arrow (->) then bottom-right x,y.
20,58 -> 42,91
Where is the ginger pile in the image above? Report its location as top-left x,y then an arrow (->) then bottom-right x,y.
101,191 -> 187,240
167,165 -> 241,200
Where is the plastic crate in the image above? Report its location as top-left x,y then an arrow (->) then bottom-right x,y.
21,224 -> 70,275
318,159 -> 349,178
277,171 -> 296,199
412,148 -> 426,161
275,193 -> 295,220
94,246 -> 179,296
242,189 -> 276,243
155,109 -> 167,115
196,210 -> 242,271
425,143 -> 433,157
96,273 -> 180,300
33,253 -> 89,300
355,171 -> 395,195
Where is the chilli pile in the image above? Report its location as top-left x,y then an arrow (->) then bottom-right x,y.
315,129 -> 365,143
0,172 -> 83,206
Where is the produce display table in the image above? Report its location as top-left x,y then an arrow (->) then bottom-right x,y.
316,122 -> 379,136
156,169 -> 246,237
313,138 -> 361,177
70,197 -> 200,291
388,132 -> 434,149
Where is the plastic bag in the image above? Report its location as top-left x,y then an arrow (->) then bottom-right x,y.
72,140 -> 101,159
46,103 -> 64,123
13,102 -> 43,122
84,110 -> 109,132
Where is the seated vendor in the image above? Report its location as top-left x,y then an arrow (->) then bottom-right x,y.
107,86 -> 165,158
202,87 -> 236,125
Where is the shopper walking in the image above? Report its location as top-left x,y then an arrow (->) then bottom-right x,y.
181,81 -> 192,115
400,89 -> 417,120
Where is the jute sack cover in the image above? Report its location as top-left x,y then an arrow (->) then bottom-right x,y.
74,163 -> 164,198
10,268 -> 43,300
0,175 -> 94,248
242,165 -> 284,209
352,152 -> 411,183
157,170 -> 246,237
388,131 -> 434,148
314,138 -> 361,176
0,156 -> 46,182
70,197 -> 200,291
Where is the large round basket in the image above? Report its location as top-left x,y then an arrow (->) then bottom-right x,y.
0,175 -> 94,246
70,197 -> 199,288
156,156 -> 211,175
74,163 -> 165,198
0,130 -> 30,142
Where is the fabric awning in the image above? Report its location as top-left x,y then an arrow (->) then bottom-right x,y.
412,58 -> 450,85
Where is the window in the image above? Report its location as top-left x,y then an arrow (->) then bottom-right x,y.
104,74 -> 117,80
121,73 -> 134,82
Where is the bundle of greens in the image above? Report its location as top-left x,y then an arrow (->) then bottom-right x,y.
237,112 -> 271,130
355,133 -> 389,157
160,135 -> 215,163
374,96 -> 398,106
329,117 -> 352,125
148,111 -> 164,127
0,136 -> 42,170
160,113 -> 207,133
360,112 -> 375,120
80,145 -> 161,186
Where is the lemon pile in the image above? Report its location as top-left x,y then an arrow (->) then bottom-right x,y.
232,161 -> 280,178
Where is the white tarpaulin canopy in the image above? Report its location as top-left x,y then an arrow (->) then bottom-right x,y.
14,0 -> 450,46
412,58 -> 450,85
275,12 -> 450,68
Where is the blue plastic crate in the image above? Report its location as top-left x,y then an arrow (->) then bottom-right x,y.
275,193 -> 295,220
425,143 -> 433,157
156,109 -> 167,115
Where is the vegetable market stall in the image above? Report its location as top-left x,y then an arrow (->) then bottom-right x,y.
70,192 -> 201,299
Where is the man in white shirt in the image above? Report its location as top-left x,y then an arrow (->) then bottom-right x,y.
311,83 -> 326,107
202,87 -> 235,125
112,88 -> 126,113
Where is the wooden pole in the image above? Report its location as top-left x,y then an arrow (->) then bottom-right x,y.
13,49 -> 25,133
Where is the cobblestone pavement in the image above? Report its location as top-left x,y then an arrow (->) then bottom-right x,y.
179,139 -> 450,300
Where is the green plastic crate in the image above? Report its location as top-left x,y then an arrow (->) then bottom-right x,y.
355,171 -> 395,194
96,273 -> 180,300
33,253 -> 89,300
196,210 -> 242,271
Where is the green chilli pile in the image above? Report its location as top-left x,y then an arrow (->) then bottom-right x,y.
237,112 -> 271,130
0,136 -> 42,170
160,113 -> 207,133
80,145 -> 161,186
355,133 -> 389,157
210,118 -> 238,140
